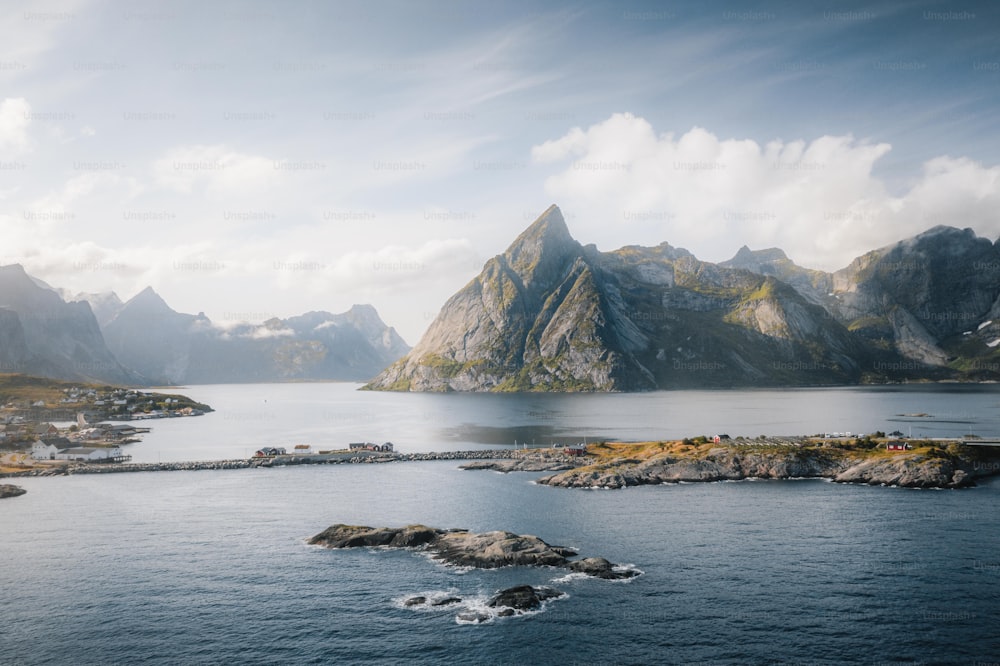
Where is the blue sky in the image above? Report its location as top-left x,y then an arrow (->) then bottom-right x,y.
2,0 -> 999,342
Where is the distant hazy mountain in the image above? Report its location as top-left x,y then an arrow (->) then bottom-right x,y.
0,264 -> 139,384
366,205 -> 877,391
720,245 -> 832,305
60,290 -> 124,328
101,288 -> 409,384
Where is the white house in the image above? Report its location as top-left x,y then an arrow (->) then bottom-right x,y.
55,446 -> 124,462
30,440 -> 59,460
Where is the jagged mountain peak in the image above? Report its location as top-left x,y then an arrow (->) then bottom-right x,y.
504,205 -> 575,256
0,264 -> 66,311
502,205 -> 581,288
125,286 -> 174,313
0,264 -> 38,289
915,224 -> 974,240
726,246 -> 789,266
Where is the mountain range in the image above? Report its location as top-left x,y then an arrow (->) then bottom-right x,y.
0,268 -> 408,386
101,289 -> 409,384
5,204 -> 1000,391
366,205 -> 1000,391
0,264 -> 139,384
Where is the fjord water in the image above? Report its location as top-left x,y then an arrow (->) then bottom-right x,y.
130,382 -> 1000,462
3,384 -> 1000,664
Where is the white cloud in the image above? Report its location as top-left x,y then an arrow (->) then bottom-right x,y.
152,144 -> 280,196
244,326 -> 295,340
0,98 -> 31,154
532,113 -> 1000,270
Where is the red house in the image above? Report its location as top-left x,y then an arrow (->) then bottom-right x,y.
886,441 -> 909,451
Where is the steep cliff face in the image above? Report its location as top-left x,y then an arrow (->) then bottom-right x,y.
368,206 -> 649,391
366,206 -> 870,391
827,226 -> 1000,375
0,265 -> 138,384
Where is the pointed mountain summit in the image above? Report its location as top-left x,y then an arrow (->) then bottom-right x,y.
502,205 -> 580,287
724,245 -> 788,267
128,286 -> 170,309
365,205 -> 650,391
365,206 -> 873,392
103,287 -> 207,384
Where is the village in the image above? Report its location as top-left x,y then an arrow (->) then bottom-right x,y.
0,382 -> 209,472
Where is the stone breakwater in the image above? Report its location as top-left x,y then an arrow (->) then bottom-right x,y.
3,459 -> 253,477
0,449 -> 537,478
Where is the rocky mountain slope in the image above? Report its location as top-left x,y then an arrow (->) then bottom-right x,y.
368,205 -> 1000,392
827,226 -> 1000,375
0,265 -> 139,384
366,206 -> 880,391
101,288 -> 408,384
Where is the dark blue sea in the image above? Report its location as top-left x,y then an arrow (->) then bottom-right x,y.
4,385 -> 1000,665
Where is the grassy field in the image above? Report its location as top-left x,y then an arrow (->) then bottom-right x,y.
0,374 -> 110,406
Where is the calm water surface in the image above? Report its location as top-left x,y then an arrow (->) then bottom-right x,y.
5,385 -> 1000,664
127,383 -> 1000,462
2,464 -> 998,665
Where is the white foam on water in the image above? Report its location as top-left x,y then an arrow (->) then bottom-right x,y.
392,588 -> 464,612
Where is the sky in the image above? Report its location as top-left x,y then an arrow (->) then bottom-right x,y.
2,0 -> 1000,344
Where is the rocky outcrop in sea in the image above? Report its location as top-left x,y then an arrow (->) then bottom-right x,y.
0,484 -> 26,499
309,523 -> 640,580
399,585 -> 567,624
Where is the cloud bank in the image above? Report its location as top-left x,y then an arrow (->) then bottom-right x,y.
533,113 -> 1000,270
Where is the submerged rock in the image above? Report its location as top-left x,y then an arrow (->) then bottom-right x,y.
430,597 -> 462,607
488,585 -> 564,612
456,611 -> 492,624
0,484 -> 26,499
567,557 -> 638,580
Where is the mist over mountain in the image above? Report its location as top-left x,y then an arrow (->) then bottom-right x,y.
0,263 -> 408,386
100,289 -> 409,385
367,205 -> 1000,392
60,290 -> 125,328
0,264 -> 139,384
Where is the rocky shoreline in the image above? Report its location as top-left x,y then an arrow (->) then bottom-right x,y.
4,441 -> 998,490
531,443 -> 1000,490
